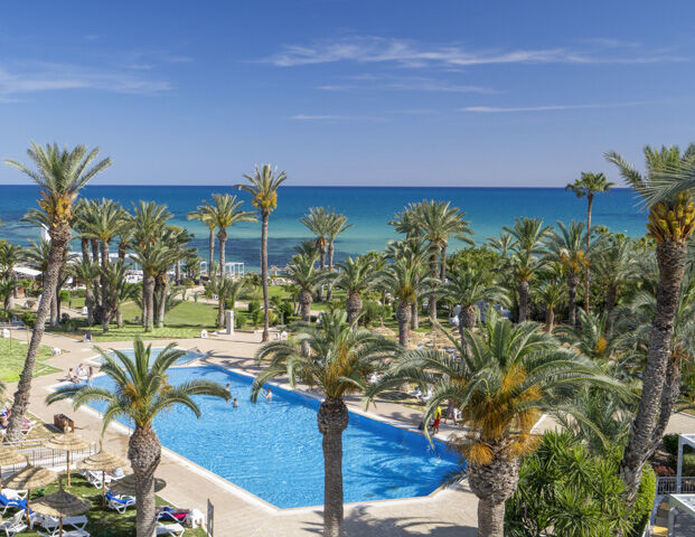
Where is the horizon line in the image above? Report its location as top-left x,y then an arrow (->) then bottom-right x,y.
0,183 -> 633,189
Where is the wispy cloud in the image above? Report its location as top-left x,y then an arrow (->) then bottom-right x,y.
264,35 -> 687,68
317,74 -> 497,94
291,114 -> 386,121
460,101 -> 654,113
0,61 -> 172,100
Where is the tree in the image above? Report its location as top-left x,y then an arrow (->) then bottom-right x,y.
4,143 -> 110,442
237,164 -> 288,342
533,274 -> 565,333
325,211 -> 351,301
566,172 -> 615,312
252,312 -> 396,537
369,311 -> 613,537
0,241 -> 23,309
47,339 -> 229,537
332,256 -> 376,325
544,221 -> 589,327
69,259 -> 100,326
606,144 -> 695,501
187,201 -> 217,276
0,279 -> 16,313
503,218 -> 551,322
385,238 -> 429,330
208,193 -> 255,279
592,234 -> 637,332
285,253 -> 323,323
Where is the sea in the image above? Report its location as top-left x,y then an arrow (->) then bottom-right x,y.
0,185 -> 646,272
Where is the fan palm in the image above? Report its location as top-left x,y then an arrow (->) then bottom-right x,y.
332,256 -> 376,325
368,310 -> 612,537
544,221 -> 589,326
47,339 -> 229,537
3,143 -> 109,441
606,144 -> 695,500
236,164 -> 288,342
566,172 -> 615,312
252,311 -> 397,537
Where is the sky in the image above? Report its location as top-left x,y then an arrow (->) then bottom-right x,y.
0,1 -> 694,186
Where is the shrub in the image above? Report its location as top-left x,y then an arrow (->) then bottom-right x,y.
248,300 -> 260,313
21,312 -> 36,328
629,464 -> 656,537
224,298 -> 233,310
59,290 -> 70,302
234,313 -> 245,330
663,434 -> 679,457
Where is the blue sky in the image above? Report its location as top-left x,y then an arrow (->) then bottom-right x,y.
1,1 -> 693,186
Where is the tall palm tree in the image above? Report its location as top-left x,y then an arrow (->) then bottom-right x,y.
285,253 -> 323,323
325,211 -> 351,301
301,207 -> 332,302
252,312 -> 397,537
69,259 -> 100,326
187,201 -> 217,276
3,143 -> 110,442
208,193 -> 255,279
566,172 -> 615,312
433,266 -> 507,346
592,234 -> 637,332
385,238 -> 429,330
0,241 -> 23,308
503,217 -> 551,322
369,311 -> 613,537
47,339 -> 229,537
237,164 -> 288,342
544,221 -> 589,327
606,144 -> 695,501
389,202 -> 424,239
332,256 -> 376,325
533,273 -> 565,333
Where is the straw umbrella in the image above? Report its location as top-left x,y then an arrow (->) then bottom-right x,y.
0,446 -> 27,488
4,460 -> 58,521
111,474 -> 166,496
31,478 -> 90,537
77,443 -> 126,504
43,433 -> 88,488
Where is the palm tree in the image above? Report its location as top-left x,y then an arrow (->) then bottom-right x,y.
566,172 -> 615,312
285,253 -> 322,323
332,256 -> 376,325
325,211 -> 351,301
533,274 -> 565,333
389,202 -> 424,239
0,241 -> 23,309
208,193 -> 255,279
252,312 -> 396,537
301,207 -> 331,271
544,221 -> 589,326
205,274 -> 247,328
237,164 -> 288,342
385,238 -> 429,330
503,218 -> 551,322
3,143 -> 110,442
369,311 -> 613,537
0,279 -> 16,313
69,259 -> 100,326
187,201 -> 217,276
606,144 -> 695,501
592,234 -> 637,332
46,339 -> 229,537
434,266 -> 507,346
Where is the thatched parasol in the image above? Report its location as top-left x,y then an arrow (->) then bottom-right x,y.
0,446 -> 28,488
372,326 -> 396,338
111,474 -> 166,496
77,442 -> 126,503
43,433 -> 88,488
31,478 -> 90,537
4,460 -> 58,521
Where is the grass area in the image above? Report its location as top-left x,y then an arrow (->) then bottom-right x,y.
11,475 -> 204,537
0,337 -> 59,382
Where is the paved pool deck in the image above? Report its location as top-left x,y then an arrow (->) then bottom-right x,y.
5,328 -> 480,537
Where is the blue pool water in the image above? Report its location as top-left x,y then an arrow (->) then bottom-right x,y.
95,347 -> 201,367
89,365 -> 461,508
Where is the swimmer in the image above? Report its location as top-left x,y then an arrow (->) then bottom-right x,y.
232,398 -> 238,408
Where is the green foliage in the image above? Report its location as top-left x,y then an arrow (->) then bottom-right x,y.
234,312 -> 245,329
59,290 -> 70,302
505,431 -> 653,537
21,311 -> 36,328
663,433 -> 679,457
248,300 -> 260,313
447,247 -> 499,284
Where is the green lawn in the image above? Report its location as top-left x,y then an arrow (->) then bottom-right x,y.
0,337 -> 59,382
11,475 -> 204,537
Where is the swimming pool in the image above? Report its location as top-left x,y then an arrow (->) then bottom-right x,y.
89,365 -> 461,509
92,347 -> 201,367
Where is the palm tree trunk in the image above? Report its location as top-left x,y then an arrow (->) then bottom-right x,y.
397,301 -> 411,347
439,245 -> 447,281
620,239 -> 687,502
429,253 -> 438,320
545,307 -> 555,333
101,241 -> 110,328
5,226 -> 69,442
326,242 -> 335,302
345,291 -> 361,325
208,228 -> 215,276
175,260 -> 181,285
410,301 -> 419,330
85,286 -> 94,326
261,213 -> 270,342
568,274 -> 578,326
128,425 -> 161,537
218,229 -> 226,279
584,195 -> 593,313
477,499 -> 506,537
91,239 -> 99,264
50,293 -> 58,328
116,309 -> 123,328
80,238 -> 91,263
218,295 -> 225,328
317,398 -> 349,537
143,274 -> 155,332
317,249 -> 326,302
517,280 -> 529,322
157,277 -> 167,328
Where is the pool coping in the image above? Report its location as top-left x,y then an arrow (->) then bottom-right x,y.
46,348 -> 466,514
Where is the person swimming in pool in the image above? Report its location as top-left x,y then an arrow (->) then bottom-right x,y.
225,383 -> 231,398
232,398 -> 238,408
263,387 -> 272,402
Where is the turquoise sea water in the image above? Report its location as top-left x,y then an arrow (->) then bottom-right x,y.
88,364 -> 461,508
0,185 -> 645,271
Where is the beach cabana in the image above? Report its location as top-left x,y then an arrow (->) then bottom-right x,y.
77,443 -> 126,503
43,433 -> 88,488
31,479 -> 90,537
4,462 -> 58,522
0,446 -> 28,488
111,474 -> 166,496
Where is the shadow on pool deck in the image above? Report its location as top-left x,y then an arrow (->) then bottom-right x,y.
302,505 -> 475,536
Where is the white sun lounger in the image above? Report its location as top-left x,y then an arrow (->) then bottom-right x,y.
156,522 -> 185,537
0,512 -> 27,537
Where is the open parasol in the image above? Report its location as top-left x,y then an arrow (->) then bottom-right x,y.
0,446 -> 28,488
111,474 -> 166,496
43,433 -> 88,488
77,442 -> 126,503
31,478 -> 90,537
4,459 -> 58,522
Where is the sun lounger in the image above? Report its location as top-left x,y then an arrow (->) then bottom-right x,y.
35,514 -> 88,532
0,493 -> 27,515
105,492 -> 135,514
157,506 -> 189,524
1,489 -> 27,501
38,529 -> 89,537
156,522 -> 185,537
0,511 -> 27,536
